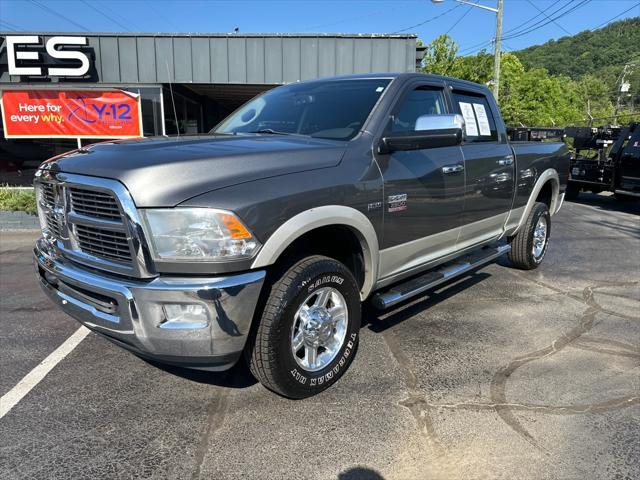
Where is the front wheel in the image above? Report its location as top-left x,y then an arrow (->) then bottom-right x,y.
246,255 -> 361,398
508,202 -> 551,270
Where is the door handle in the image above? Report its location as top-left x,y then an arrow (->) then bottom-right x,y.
498,155 -> 514,166
442,164 -> 464,174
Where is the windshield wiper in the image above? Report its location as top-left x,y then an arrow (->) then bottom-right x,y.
248,129 -> 291,135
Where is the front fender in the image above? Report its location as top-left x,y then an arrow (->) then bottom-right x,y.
250,205 -> 379,300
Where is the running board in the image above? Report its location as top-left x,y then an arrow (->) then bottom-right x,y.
372,244 -> 511,309
614,189 -> 640,198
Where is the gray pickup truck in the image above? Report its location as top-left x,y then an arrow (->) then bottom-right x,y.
34,73 -> 570,398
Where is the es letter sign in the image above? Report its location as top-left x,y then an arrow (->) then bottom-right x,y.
0,89 -> 143,139
5,35 -> 91,77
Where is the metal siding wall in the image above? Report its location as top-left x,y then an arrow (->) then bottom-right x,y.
282,38 -> 301,83
86,36 -> 102,81
210,38 -> 229,83
136,37 -> 156,83
191,38 -> 210,83
389,39 -> 407,72
0,34 -> 415,85
371,38 -> 390,72
173,37 -> 192,82
300,38 -> 318,81
264,38 -> 283,84
336,38 -> 354,75
227,37 -> 247,83
246,38 -> 265,84
318,37 -> 336,78
353,39 -> 372,74
118,37 -> 138,83
99,37 -> 120,82
155,37 -> 174,82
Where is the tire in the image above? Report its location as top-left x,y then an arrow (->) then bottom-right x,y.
565,182 -> 580,201
246,255 -> 361,399
508,202 -> 551,270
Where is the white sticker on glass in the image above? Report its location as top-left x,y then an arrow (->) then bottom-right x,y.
473,103 -> 492,136
459,102 -> 478,137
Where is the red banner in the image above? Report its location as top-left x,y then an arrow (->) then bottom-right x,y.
0,89 -> 143,139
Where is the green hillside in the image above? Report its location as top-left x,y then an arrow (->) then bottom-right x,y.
515,17 -> 640,79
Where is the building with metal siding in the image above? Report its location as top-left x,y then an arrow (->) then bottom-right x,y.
0,32 -> 418,185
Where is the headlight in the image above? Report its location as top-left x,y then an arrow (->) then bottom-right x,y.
141,208 -> 260,261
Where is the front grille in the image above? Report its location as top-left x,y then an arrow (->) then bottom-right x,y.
41,183 -> 56,205
45,211 -> 64,238
74,224 -> 132,263
70,187 -> 121,221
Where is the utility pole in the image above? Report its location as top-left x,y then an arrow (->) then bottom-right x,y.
432,1 -> 503,98
493,0 -> 503,100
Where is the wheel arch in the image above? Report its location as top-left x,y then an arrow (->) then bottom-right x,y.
250,206 -> 379,300
514,169 -> 561,233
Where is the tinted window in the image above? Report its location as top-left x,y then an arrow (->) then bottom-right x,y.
391,87 -> 447,133
451,91 -> 498,142
214,79 -> 391,140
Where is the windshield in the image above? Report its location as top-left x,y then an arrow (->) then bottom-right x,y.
213,79 -> 392,140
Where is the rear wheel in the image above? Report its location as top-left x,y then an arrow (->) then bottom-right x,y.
246,255 -> 361,398
508,202 -> 551,270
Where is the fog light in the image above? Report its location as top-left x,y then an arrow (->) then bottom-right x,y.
160,304 -> 209,329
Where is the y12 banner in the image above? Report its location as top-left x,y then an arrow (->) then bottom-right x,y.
0,89 -> 143,139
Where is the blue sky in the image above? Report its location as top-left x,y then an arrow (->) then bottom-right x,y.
0,0 -> 638,54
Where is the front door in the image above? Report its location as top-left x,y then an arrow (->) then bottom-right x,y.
375,83 -> 466,280
451,89 -> 514,249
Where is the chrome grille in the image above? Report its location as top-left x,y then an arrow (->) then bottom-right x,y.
74,224 -> 132,263
45,210 -> 65,238
34,172 -> 154,276
70,187 -> 121,221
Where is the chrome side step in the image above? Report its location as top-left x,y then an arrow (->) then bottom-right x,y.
372,244 -> 511,309
614,189 -> 640,198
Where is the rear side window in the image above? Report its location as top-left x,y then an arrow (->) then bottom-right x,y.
451,91 -> 498,142
390,86 -> 448,133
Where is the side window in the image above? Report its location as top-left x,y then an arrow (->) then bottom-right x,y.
390,86 -> 447,133
451,91 -> 498,142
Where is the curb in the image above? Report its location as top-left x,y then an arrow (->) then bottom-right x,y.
0,211 -> 40,231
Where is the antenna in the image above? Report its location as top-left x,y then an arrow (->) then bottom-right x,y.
165,60 -> 180,138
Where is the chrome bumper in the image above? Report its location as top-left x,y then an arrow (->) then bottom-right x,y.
34,237 -> 265,371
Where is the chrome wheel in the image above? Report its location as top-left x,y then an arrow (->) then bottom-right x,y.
291,287 -> 348,372
532,216 -> 548,259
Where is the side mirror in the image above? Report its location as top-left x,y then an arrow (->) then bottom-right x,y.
378,114 -> 465,154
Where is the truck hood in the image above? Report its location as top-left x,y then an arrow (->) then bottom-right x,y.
43,134 -> 347,207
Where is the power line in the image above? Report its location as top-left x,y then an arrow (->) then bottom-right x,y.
0,20 -> 19,31
501,0 -> 592,41
525,0 -> 572,35
458,0 -> 570,55
142,0 -> 180,31
28,0 -> 90,32
79,0 -> 132,32
446,5 -> 474,35
591,2 -> 640,30
392,4 -> 461,34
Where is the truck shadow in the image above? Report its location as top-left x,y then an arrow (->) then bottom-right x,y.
364,271 -> 492,332
568,192 -> 640,215
143,356 -> 258,388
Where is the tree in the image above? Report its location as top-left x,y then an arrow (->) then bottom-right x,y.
420,34 -> 458,76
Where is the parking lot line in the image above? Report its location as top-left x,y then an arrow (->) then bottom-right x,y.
0,326 -> 90,419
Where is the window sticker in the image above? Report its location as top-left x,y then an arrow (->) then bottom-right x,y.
472,103 -> 492,136
459,102 -> 479,137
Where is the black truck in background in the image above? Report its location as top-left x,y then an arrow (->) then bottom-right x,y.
564,122 -> 640,201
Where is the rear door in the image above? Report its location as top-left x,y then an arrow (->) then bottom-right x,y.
451,88 -> 515,249
375,80 -> 465,280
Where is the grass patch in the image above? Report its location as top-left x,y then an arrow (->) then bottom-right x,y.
0,187 -> 37,214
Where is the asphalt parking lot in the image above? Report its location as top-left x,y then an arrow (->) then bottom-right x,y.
1,193 -> 638,480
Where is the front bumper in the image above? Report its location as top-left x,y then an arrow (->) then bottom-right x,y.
34,237 -> 265,371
